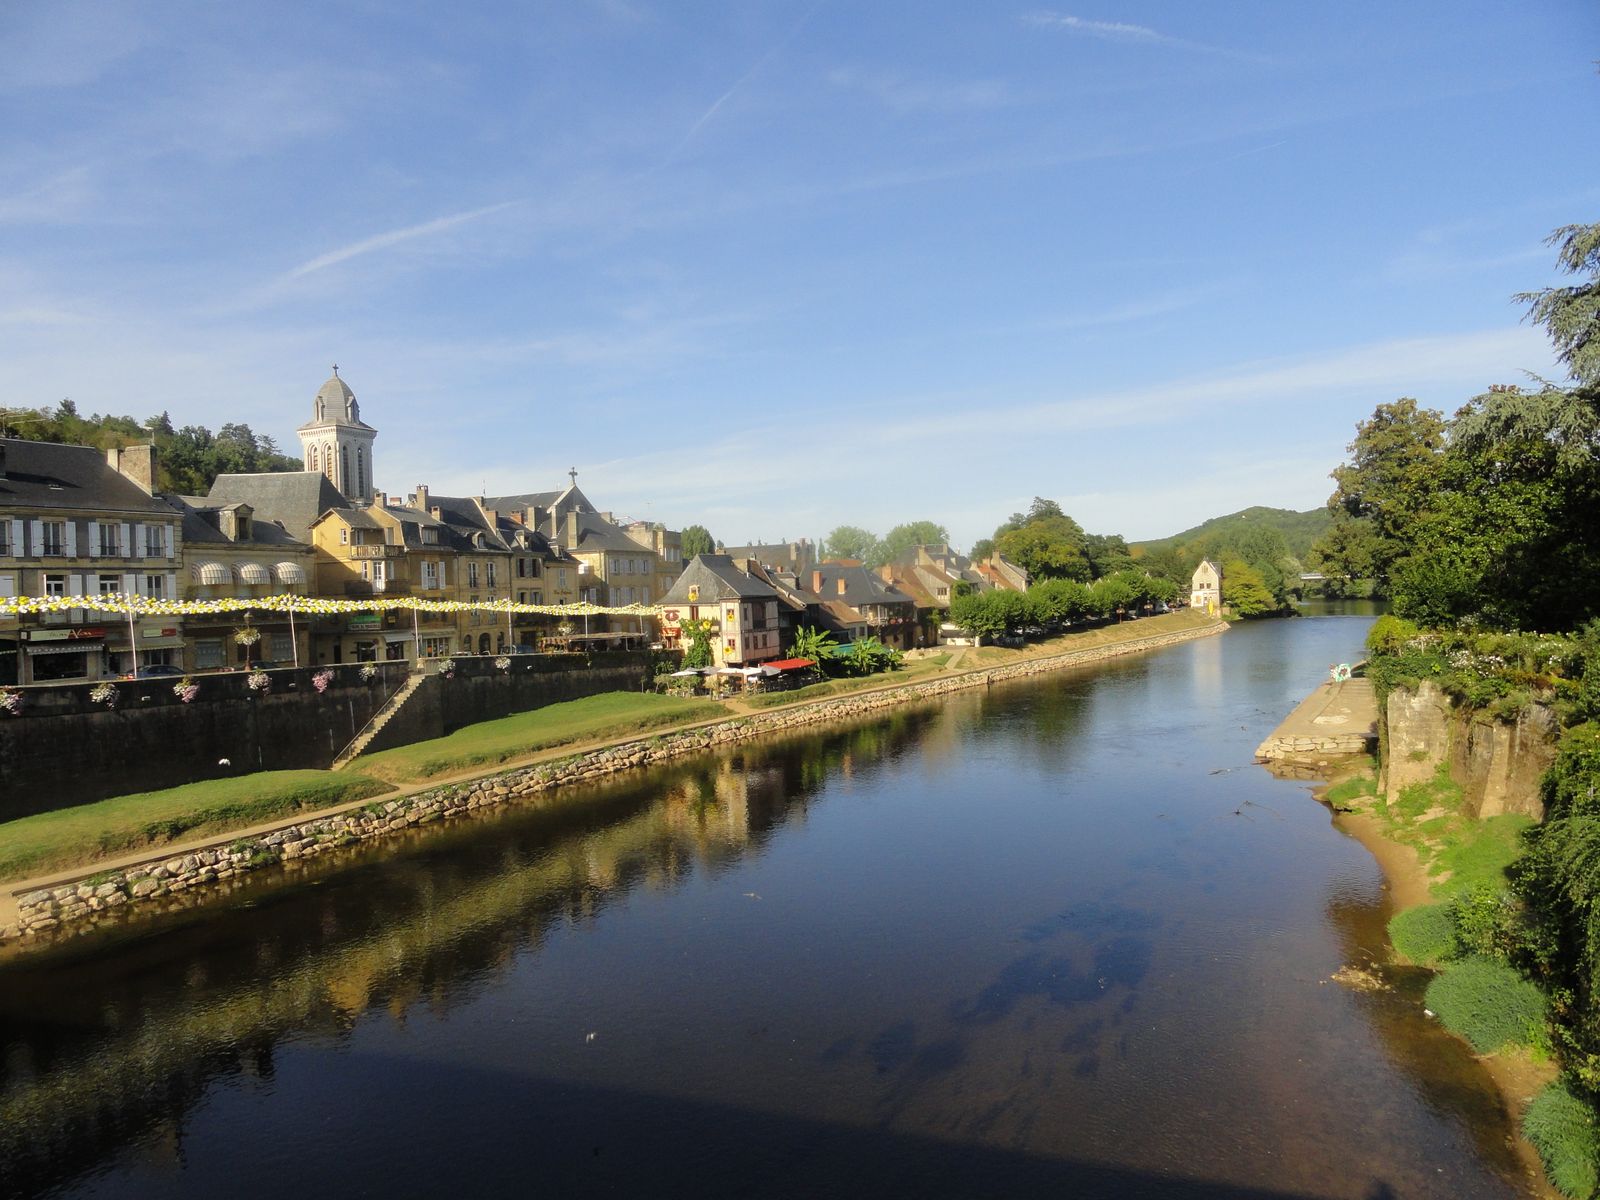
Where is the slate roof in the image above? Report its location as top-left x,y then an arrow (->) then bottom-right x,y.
810,563 -> 915,610
0,438 -> 174,516
207,472 -> 351,542
429,495 -> 566,560
660,554 -> 779,604
165,496 -> 308,546
297,373 -> 376,433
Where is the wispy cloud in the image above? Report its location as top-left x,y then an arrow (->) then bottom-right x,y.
281,201 -> 523,282
827,67 -> 1020,115
1022,10 -> 1269,63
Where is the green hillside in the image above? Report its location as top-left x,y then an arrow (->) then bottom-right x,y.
1130,506 -> 1332,560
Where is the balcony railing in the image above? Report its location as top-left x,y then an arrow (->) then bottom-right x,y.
350,544 -> 403,558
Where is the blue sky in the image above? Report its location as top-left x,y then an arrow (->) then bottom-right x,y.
3,2 -> 1596,549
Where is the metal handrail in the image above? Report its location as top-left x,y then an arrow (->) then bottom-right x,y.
332,665 -> 423,766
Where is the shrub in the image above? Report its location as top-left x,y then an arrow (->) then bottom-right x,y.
1449,885 -> 1518,962
1524,1082 -> 1600,1199
1389,904 -> 1456,966
1425,958 -> 1547,1053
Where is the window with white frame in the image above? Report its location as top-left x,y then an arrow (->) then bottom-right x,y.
144,574 -> 165,599
41,521 -> 66,556
0,523 -> 9,555
486,562 -> 496,587
43,573 -> 66,596
97,523 -> 119,556
146,525 -> 164,557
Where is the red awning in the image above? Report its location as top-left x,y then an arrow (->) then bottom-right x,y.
765,658 -> 816,671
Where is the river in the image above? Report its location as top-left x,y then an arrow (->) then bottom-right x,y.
0,613 -> 1542,1198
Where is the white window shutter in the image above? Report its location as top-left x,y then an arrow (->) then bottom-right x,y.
165,572 -> 176,597
68,574 -> 83,596
29,520 -> 41,556
9,519 -> 21,556
163,524 -> 174,559
88,521 -> 101,558
0,575 -> 14,598
122,573 -> 138,595
64,521 -> 77,557
122,523 -> 133,558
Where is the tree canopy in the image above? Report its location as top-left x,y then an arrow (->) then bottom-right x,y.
680,524 -> 716,559
823,525 -> 879,563
874,520 -> 950,567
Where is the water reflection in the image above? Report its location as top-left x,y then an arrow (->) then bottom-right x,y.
0,620 -> 1540,1200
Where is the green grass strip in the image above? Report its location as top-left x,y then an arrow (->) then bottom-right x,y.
358,692 -> 726,783
0,771 -> 392,884
1524,1081 -> 1600,1199
1388,903 -> 1456,967
1424,957 -> 1547,1054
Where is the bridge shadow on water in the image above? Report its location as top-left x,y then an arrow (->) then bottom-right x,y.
33,1055 -> 1401,1200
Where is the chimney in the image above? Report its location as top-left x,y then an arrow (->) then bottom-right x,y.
107,444 -> 158,494
375,491 -> 387,508
566,509 -> 580,548
414,484 -> 430,513
812,570 -> 824,594
838,578 -> 848,596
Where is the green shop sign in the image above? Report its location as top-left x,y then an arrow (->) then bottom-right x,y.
347,613 -> 384,631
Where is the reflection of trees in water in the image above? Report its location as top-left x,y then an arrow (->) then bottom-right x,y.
1321,873 -> 1528,1184
0,707 -> 937,1198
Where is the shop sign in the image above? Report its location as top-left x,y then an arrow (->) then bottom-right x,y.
24,627 -> 107,642
347,613 -> 383,631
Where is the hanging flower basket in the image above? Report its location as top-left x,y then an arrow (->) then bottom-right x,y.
247,671 -> 271,692
0,687 -> 21,716
173,677 -> 199,704
359,663 -> 379,682
437,658 -> 457,676
90,682 -> 119,708
312,668 -> 335,693
494,655 -> 511,671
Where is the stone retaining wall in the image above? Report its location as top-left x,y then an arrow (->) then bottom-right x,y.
3,619 -> 1223,944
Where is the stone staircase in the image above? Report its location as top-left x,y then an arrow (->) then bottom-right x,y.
333,669 -> 428,769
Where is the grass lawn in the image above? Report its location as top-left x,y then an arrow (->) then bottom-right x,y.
743,654 -> 950,710
963,609 -> 1212,669
0,770 -> 392,884
358,692 -> 727,783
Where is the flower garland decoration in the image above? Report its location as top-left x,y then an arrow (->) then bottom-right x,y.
312,668 -> 335,693
0,687 -> 21,716
246,671 -> 271,692
494,655 -> 511,671
173,677 -> 199,704
90,681 -> 119,708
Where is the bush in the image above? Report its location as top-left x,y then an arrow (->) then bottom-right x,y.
1449,885 -> 1519,961
1524,1082 -> 1600,1199
1425,958 -> 1547,1053
1389,904 -> 1456,966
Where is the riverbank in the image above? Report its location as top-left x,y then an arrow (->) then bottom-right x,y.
1310,764 -> 1560,1197
1,612 -> 1225,947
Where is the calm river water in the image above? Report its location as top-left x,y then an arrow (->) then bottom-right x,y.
0,615 -> 1542,1199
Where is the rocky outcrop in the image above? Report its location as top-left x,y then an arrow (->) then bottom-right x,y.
1379,680 -> 1556,820
3,619 -> 1225,945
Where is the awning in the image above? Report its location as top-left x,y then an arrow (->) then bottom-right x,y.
669,668 -> 705,677
766,658 -> 816,671
274,561 -> 307,584
26,643 -> 94,656
191,560 -> 228,585
235,562 -> 271,585
134,636 -> 186,650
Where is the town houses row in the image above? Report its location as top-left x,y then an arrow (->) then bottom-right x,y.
0,372 -> 1030,684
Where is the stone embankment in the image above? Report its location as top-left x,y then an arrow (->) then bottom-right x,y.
4,619 -> 1224,944
1254,678 -> 1378,762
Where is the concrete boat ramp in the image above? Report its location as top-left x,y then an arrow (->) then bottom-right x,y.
1255,677 -> 1378,762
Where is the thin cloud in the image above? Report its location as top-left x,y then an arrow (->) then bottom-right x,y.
1023,10 -> 1270,63
281,201 -> 523,281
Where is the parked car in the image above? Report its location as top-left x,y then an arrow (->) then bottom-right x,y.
508,644 -> 536,655
126,664 -> 185,679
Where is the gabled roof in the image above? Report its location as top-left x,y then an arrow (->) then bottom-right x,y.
810,563 -> 915,610
165,496 -> 309,547
660,554 -> 779,604
0,438 -> 174,516
208,472 -> 351,542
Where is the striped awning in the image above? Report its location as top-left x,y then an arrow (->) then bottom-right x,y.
191,561 -> 228,585
274,561 -> 307,585
235,562 -> 271,585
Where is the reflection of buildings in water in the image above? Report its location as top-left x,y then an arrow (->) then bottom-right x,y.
0,708 -> 942,1197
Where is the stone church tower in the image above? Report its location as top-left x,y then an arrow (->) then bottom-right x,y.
297,368 -> 377,503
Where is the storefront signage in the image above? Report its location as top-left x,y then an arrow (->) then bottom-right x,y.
24,627 -> 106,642
347,613 -> 383,631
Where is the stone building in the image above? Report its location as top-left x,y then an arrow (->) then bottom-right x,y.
0,439 -> 184,683
297,368 -> 377,504
1190,559 -> 1222,615
657,554 -> 782,667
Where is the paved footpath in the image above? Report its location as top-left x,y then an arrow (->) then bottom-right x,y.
1254,677 -> 1378,761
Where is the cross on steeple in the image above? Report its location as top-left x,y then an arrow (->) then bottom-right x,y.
568,467 -> 578,486
331,363 -> 339,377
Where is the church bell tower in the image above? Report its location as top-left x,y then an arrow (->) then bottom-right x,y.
297,366 -> 378,503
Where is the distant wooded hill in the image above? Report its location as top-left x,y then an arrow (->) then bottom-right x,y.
1129,506 -> 1332,562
